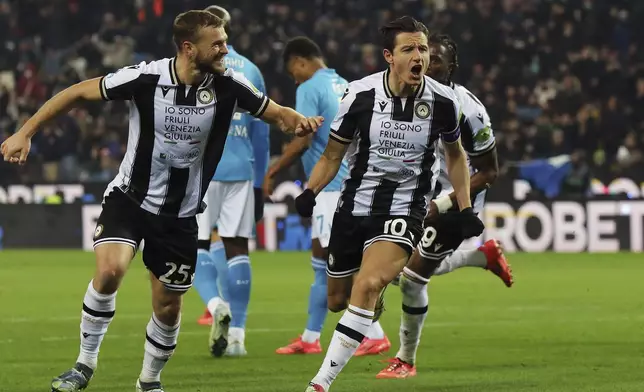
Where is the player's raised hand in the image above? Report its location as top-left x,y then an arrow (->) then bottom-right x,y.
1,131 -> 31,165
294,116 -> 324,137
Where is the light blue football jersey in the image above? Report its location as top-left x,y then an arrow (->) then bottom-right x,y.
297,68 -> 350,192
212,46 -> 269,187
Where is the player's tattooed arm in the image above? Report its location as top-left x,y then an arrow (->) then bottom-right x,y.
305,138 -> 348,195
260,100 -> 323,137
443,138 -> 472,211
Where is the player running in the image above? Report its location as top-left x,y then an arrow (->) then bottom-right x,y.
267,36 -> 390,356
376,33 -> 513,380
2,10 -> 322,392
294,17 -> 485,392
192,5 -> 269,358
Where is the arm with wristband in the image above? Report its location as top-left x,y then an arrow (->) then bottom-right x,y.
432,146 -> 498,214
432,105 -> 499,216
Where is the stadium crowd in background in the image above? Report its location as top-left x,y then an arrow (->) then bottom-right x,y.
1,0 -> 643,184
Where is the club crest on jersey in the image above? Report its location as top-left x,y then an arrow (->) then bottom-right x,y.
94,224 -> 103,239
415,101 -> 430,119
197,89 -> 214,104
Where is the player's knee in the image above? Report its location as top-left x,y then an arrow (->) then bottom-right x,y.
94,256 -> 129,294
327,277 -> 351,312
352,274 -> 388,297
152,294 -> 182,326
327,293 -> 348,313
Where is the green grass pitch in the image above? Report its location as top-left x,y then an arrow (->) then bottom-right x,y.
1,250 -> 643,391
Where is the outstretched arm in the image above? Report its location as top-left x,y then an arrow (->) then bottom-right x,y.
14,78 -> 102,139
229,69 -> 324,137
3,65 -> 142,163
259,101 -> 323,137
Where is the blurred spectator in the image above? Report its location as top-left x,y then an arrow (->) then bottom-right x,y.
0,0 -> 642,183
560,149 -> 592,199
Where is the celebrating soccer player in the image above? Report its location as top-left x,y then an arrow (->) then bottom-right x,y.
293,17 -> 484,392
376,33 -> 513,380
2,10 -> 322,392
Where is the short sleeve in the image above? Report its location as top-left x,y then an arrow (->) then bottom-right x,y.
99,64 -> 144,101
329,84 -> 368,145
437,95 -> 461,144
228,69 -> 270,118
463,110 -> 496,156
248,66 -> 268,123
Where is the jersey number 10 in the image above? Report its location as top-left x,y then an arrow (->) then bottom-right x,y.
383,218 -> 408,237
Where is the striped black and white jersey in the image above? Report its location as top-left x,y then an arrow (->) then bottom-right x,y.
433,83 -> 496,213
330,68 -> 462,221
100,57 -> 269,218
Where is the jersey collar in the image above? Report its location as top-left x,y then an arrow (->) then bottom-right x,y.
383,68 -> 426,99
168,57 -> 212,87
169,57 -> 179,85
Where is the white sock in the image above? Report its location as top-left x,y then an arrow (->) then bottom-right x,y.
311,305 -> 373,390
396,267 -> 429,365
433,249 -> 487,276
77,280 -> 116,370
302,329 -> 321,343
206,296 -> 228,316
366,321 -> 385,340
139,313 -> 180,383
229,327 -> 245,343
